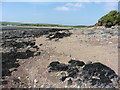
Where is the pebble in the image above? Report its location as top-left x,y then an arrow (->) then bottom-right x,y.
109,42 -> 112,44
41,85 -> 44,88
33,52 -> 41,56
34,79 -> 38,83
18,77 -> 21,79
67,78 -> 72,86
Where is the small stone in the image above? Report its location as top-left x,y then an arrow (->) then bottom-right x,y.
34,79 -> 38,83
33,52 -> 41,56
39,44 -> 43,46
92,76 -> 100,79
41,85 -> 44,88
77,85 -> 81,88
65,85 -> 68,88
109,42 -> 112,44
18,77 -> 21,79
60,76 -> 67,81
67,78 -> 73,86
26,76 -> 29,78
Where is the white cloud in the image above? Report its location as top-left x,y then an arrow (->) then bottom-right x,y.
55,3 -> 83,11
55,6 -> 70,11
105,2 -> 118,11
66,3 -> 83,7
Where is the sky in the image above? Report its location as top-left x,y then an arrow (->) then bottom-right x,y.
1,2 -> 119,25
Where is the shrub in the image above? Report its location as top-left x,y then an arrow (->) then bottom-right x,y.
96,10 -> 120,27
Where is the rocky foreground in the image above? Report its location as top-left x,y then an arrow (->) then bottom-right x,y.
48,60 -> 119,88
1,26 -> 120,88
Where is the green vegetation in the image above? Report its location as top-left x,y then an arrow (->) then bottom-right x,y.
0,22 -> 21,26
18,23 -> 72,27
73,25 -> 94,28
96,10 -> 120,27
72,25 -> 87,28
0,22 -> 90,28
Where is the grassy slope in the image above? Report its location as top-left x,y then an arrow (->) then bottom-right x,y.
96,10 -> 120,26
0,22 -> 91,28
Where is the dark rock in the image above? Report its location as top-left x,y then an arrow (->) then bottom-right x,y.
60,76 -> 67,81
29,41 -> 35,47
82,62 -> 119,87
33,45 -> 39,51
48,60 -> 120,88
60,72 -> 68,81
2,80 -> 8,85
75,79 -> 82,85
26,50 -> 34,57
81,73 -> 90,80
54,64 -> 68,71
67,68 -> 79,78
46,31 -> 72,40
90,79 -> 101,86
12,78 -> 20,84
67,67 -> 79,73
67,78 -> 72,86
39,44 -> 43,46
48,61 -> 68,72
47,61 -> 60,68
68,59 -> 85,66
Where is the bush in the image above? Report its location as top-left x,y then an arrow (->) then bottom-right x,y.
96,10 -> 120,27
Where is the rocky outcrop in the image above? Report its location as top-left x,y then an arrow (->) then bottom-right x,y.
2,27 -> 71,39
48,60 -> 120,88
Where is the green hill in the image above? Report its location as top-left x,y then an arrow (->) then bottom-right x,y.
96,10 -> 120,27
0,22 -> 89,28
0,22 -> 21,25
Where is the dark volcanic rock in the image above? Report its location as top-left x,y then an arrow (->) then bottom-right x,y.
67,67 -> 79,78
47,61 -> 60,68
60,76 -> 68,81
2,27 -> 71,39
68,59 -> 85,66
48,60 -> 120,88
81,62 -> 119,87
67,78 -> 73,86
48,61 -> 68,72
46,31 -> 72,40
